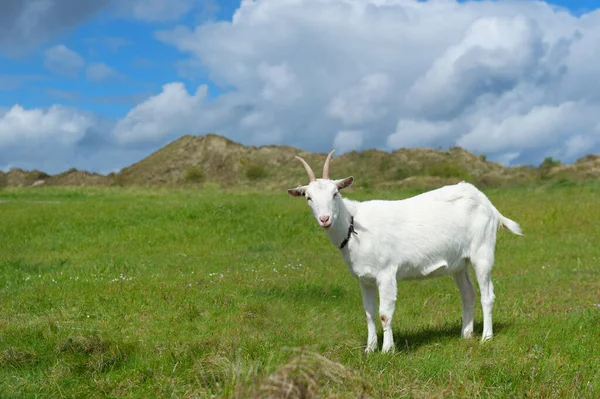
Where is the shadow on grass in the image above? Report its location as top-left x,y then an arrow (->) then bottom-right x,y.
373,321 -> 511,353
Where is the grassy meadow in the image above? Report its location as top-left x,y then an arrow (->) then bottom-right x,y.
1,183 -> 599,398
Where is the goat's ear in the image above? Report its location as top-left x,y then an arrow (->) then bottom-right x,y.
287,186 -> 306,197
335,176 -> 354,190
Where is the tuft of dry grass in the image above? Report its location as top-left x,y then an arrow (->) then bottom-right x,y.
0,347 -> 39,369
254,349 -> 368,399
56,335 -> 133,375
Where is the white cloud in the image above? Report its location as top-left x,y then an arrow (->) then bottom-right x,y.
44,44 -> 84,77
0,104 -> 93,147
148,0 -> 600,166
0,0 -> 110,57
0,0 -> 207,57
257,62 -> 300,104
6,0 -> 600,174
564,134 -> 598,159
113,82 -> 209,144
387,119 -> 458,149
328,73 -> 391,126
0,104 -> 149,174
86,62 -> 123,82
333,130 -> 363,154
405,15 -> 547,119
457,101 -> 594,153
0,104 -> 93,173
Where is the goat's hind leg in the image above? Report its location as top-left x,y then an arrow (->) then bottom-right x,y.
472,255 -> 495,341
453,263 -> 475,339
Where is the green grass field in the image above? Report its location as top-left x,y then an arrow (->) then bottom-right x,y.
1,183 -> 599,398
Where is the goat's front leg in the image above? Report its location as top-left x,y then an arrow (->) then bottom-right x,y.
359,280 -> 378,354
377,272 -> 398,353
453,267 -> 475,339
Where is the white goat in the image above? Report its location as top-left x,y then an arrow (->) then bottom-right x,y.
287,151 -> 522,353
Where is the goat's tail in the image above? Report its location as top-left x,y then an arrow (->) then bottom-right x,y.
498,214 -> 523,236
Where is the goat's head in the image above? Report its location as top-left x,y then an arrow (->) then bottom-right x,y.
287,150 -> 354,229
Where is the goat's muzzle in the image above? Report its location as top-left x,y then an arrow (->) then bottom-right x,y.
319,215 -> 332,228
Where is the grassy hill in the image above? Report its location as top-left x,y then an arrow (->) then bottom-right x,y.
1,134 -> 599,190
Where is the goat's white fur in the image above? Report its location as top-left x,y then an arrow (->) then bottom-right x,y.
288,152 -> 522,354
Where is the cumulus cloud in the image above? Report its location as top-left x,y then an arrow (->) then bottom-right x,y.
0,104 -> 93,172
257,62 -> 300,104
387,119 -> 457,150
405,15 -> 547,120
148,0 -> 600,166
328,73 -> 391,126
0,104 -> 93,147
0,0 -> 202,57
43,45 -> 85,77
113,82 -> 209,144
0,0 -> 110,57
6,0 -> 600,174
334,130 -> 364,154
0,104 -> 148,174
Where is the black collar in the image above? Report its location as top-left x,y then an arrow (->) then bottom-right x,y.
339,216 -> 357,249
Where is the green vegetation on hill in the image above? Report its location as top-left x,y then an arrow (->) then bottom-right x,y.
1,184 -> 599,397
1,134 -> 599,189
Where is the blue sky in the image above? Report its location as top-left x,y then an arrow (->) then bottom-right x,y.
1,0 -> 239,117
1,0 -> 600,174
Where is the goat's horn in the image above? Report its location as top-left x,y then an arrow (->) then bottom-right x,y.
295,156 -> 316,182
322,150 -> 335,180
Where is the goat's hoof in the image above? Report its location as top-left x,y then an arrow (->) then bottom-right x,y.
381,346 -> 395,354
481,334 -> 493,342
462,331 -> 473,339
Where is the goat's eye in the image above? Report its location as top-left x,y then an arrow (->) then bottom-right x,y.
333,192 -> 338,198
306,197 -> 312,202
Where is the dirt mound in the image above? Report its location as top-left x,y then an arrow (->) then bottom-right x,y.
0,169 -> 49,187
116,134 -> 317,189
1,134 -> 598,190
117,135 -> 547,189
47,168 -> 111,187
548,154 -> 600,180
